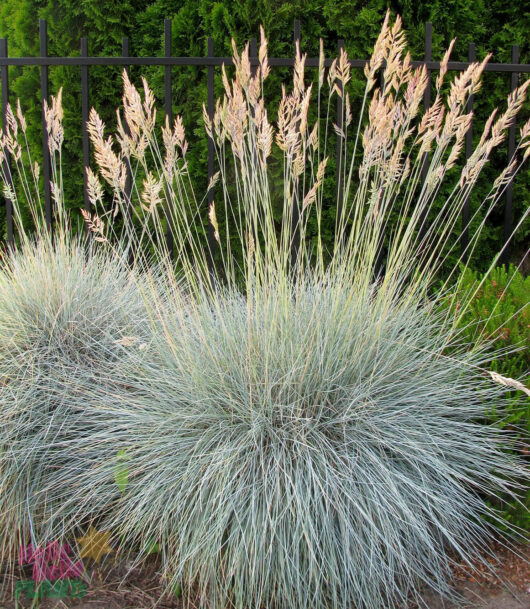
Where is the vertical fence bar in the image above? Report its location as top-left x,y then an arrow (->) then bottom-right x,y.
0,37 -> 14,247
40,19 -> 52,232
291,19 -> 301,265
293,18 -> 301,47
373,49 -> 387,276
461,42 -> 475,256
336,39 -> 345,230
122,37 -> 131,78
164,18 -> 174,257
206,37 -> 216,275
501,45 -> 519,267
249,36 -> 258,74
164,20 -> 172,124
121,39 -> 134,264
80,37 -> 90,222
419,22 -> 432,242
372,55 -> 387,276
122,37 -> 133,207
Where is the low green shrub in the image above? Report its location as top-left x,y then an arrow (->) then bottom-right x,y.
449,265 -> 529,386
443,264 -> 529,528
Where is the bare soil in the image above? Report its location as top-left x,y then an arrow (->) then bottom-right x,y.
419,542 -> 530,609
1,543 -> 528,609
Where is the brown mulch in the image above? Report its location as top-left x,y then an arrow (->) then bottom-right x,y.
1,542 -> 528,609
450,541 -> 530,592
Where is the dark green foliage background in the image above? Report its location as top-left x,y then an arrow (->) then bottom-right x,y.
0,0 -> 529,269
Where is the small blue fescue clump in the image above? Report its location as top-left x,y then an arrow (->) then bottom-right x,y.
0,237 -> 152,559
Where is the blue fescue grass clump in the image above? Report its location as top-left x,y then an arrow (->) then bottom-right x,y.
0,236 -> 152,564
69,275 -> 526,609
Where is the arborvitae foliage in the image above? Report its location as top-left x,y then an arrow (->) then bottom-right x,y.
0,0 -> 144,225
0,0 -> 529,266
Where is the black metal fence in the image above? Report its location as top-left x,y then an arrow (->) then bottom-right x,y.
1,19 -> 529,262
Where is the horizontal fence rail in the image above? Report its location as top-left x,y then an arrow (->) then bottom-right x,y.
1,57 -> 529,72
0,19 -> 528,265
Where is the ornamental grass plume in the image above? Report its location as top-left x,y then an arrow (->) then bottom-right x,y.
1,12 -> 529,609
